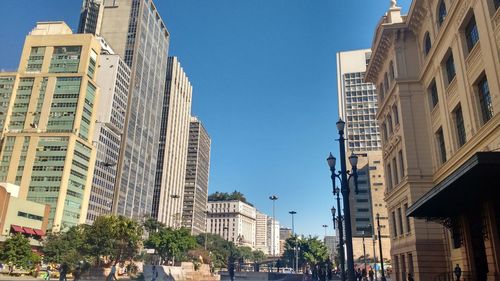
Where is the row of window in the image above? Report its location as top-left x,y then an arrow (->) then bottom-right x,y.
391,203 -> 411,239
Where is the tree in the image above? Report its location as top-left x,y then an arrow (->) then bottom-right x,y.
0,234 -> 40,269
43,225 -> 88,266
195,233 -> 234,269
145,227 -> 196,264
252,250 -> 266,263
207,191 -> 252,205
283,235 -> 329,269
143,217 -> 165,233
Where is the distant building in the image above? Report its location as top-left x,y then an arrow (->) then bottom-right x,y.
77,0 -> 103,35
279,227 -> 292,240
0,184 -> 50,242
182,117 -> 211,235
152,57 -> 192,227
255,211 -> 269,254
267,217 -> 280,256
86,46 -> 130,224
0,22 -> 102,231
207,200 -> 256,248
324,236 -> 338,260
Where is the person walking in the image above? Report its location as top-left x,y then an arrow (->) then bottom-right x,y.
368,269 -> 374,281
45,266 -> 52,281
107,262 -> 118,281
151,265 -> 158,281
407,273 -> 414,281
356,268 -> 362,281
59,263 -> 68,281
454,264 -> 462,281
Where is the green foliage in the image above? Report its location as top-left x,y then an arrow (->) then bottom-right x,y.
42,215 -> 143,267
0,233 -> 39,269
208,191 -> 252,205
252,250 -> 266,262
195,233 -> 235,269
145,227 -> 197,264
143,217 -> 165,233
283,235 -> 329,269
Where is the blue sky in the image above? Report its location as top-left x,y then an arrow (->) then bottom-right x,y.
0,0 -> 412,237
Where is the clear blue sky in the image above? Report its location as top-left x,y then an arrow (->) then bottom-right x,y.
0,0 -> 411,237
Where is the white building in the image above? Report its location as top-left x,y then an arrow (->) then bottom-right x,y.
255,211 -> 269,254
207,200 -> 256,248
267,217 -> 280,256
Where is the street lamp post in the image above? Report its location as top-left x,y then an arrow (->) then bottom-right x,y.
376,214 -> 386,281
322,224 -> 328,240
289,211 -> 297,272
331,187 -> 345,280
204,210 -> 210,250
269,195 -> 278,272
369,223 -> 378,281
327,118 -> 359,281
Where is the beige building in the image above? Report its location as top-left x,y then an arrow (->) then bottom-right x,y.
0,22 -> 101,232
152,57 -> 193,226
207,200 -> 256,248
255,211 -> 269,254
0,184 -> 50,242
366,1 -> 500,280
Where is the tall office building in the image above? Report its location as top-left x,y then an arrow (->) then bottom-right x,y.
336,50 -> 390,261
81,0 -> 170,218
255,211 -> 269,254
86,47 -> 130,223
0,22 -> 101,232
267,217 -> 280,256
182,117 -> 211,235
207,200 -> 256,248
77,0 -> 104,35
366,1 -> 500,280
152,57 -> 192,226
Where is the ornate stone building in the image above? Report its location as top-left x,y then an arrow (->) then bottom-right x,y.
366,1 -> 500,280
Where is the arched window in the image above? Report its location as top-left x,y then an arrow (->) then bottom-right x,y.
438,0 -> 447,27
424,32 -> 432,56
379,83 -> 385,101
389,61 -> 395,80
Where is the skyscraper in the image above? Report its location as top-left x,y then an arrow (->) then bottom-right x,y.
77,0 -> 104,35
86,47 -> 130,223
255,211 -> 269,254
182,117 -> 211,235
0,22 -> 102,232
336,49 -> 390,261
152,57 -> 192,226
80,0 -> 170,218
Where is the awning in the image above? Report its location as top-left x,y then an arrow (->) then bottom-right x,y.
11,225 -> 25,233
407,152 -> 500,218
23,227 -> 37,235
34,229 -> 45,236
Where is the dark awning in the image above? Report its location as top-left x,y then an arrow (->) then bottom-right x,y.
23,227 -> 36,235
11,225 -> 25,233
407,152 -> 500,218
34,229 -> 45,236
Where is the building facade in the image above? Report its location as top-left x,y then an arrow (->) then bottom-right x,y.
86,52 -> 130,223
78,0 -> 104,35
366,1 -> 500,280
267,217 -> 280,256
182,117 -> 211,235
152,57 -> 192,226
255,211 -> 269,254
0,22 -> 101,231
84,0 -> 170,219
207,200 -> 256,248
0,184 -> 50,243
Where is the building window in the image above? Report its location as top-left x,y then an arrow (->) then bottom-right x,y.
387,115 -> 393,134
403,203 -> 411,233
392,211 -> 398,237
398,150 -> 405,177
438,0 -> 447,27
465,16 -> 479,52
436,127 -> 447,164
379,83 -> 385,101
392,157 -> 399,184
424,32 -> 432,56
477,76 -> 493,124
453,105 -> 466,147
381,123 -> 387,142
389,61 -> 395,80
444,52 -> 456,84
397,208 -> 404,235
392,105 -> 399,125
384,73 -> 389,92
387,163 -> 393,191
429,80 -> 439,109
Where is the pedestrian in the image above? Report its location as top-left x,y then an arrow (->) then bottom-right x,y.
362,268 -> 367,281
8,263 -> 13,275
407,273 -> 414,281
151,265 -> 158,281
356,268 -> 362,281
368,269 -> 374,281
228,261 -> 235,281
454,264 -> 462,281
45,265 -> 52,281
73,263 -> 81,281
34,263 -> 41,278
59,263 -> 68,281
107,262 -> 118,281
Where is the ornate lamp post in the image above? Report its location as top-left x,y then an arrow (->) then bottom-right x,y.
330,187 -> 345,280
327,118 -> 359,281
376,214 -> 387,281
269,195 -> 278,272
289,211 -> 297,272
